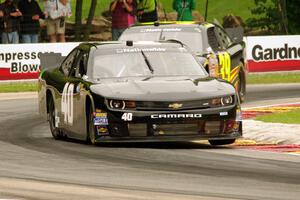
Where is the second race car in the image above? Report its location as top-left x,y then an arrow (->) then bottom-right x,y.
119,21 -> 247,102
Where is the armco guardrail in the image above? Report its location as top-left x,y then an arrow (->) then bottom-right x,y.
0,36 -> 300,81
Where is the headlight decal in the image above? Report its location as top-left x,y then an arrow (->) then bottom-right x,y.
109,100 -> 126,109
107,99 -> 136,110
221,96 -> 233,106
210,96 -> 234,107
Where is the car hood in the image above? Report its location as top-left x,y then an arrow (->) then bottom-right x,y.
90,76 -> 235,101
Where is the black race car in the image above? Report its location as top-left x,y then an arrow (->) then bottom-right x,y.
38,41 -> 242,145
119,21 -> 247,102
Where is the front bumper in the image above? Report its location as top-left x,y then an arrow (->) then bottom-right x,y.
95,131 -> 241,143
93,106 -> 242,142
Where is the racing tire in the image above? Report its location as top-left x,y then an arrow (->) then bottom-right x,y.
238,66 -> 246,103
48,97 -> 61,139
208,139 -> 236,146
87,106 -> 97,145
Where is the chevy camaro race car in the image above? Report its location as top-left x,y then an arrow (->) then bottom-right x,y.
119,21 -> 247,101
38,41 -> 242,145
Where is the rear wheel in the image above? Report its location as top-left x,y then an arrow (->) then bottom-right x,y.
48,97 -> 61,139
208,139 -> 236,146
87,106 -> 96,144
237,64 -> 246,103
238,72 -> 246,102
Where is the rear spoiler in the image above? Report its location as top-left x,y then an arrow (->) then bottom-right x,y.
40,52 -> 65,70
225,27 -> 244,43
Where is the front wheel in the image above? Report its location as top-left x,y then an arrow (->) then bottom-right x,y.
208,139 -> 236,146
48,97 -> 61,139
87,106 -> 97,145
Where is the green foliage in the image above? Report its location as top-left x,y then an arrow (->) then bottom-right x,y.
286,0 -> 300,34
246,0 -> 300,34
246,0 -> 283,34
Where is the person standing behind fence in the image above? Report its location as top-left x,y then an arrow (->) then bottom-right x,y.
18,0 -> 45,43
110,0 -> 135,41
0,0 -> 22,44
173,0 -> 196,21
137,0 -> 157,23
0,9 -> 3,43
44,0 -> 71,42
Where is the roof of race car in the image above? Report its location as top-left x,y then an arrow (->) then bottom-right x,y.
120,22 -> 215,36
136,21 -> 213,26
128,21 -> 215,29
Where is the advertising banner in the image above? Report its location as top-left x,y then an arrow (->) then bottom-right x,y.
245,35 -> 300,72
1,36 -> 300,80
0,42 -> 79,80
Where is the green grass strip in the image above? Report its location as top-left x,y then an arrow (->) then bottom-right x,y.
247,72 -> 300,84
255,109 -> 300,124
0,82 -> 38,93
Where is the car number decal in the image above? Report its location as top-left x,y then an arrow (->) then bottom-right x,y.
218,52 -> 231,82
61,82 -> 74,125
122,113 -> 133,121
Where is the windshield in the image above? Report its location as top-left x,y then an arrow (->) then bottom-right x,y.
162,32 -> 203,54
91,51 -> 207,80
120,30 -> 203,54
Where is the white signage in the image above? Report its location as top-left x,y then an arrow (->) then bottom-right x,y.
0,42 -> 79,80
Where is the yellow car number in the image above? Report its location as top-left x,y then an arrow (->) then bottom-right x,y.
218,52 -> 231,82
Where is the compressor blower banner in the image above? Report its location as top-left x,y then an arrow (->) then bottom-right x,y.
245,35 -> 300,72
0,42 -> 79,80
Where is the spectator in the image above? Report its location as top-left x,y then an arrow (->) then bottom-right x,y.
44,0 -> 71,42
0,0 -> 22,44
137,0 -> 157,22
0,9 -> 3,43
18,0 -> 45,43
173,0 -> 196,21
110,0 -> 135,41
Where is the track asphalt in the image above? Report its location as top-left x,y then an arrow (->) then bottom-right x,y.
0,92 -> 299,154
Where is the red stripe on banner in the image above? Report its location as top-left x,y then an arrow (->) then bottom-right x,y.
0,68 -> 39,80
248,60 -> 300,72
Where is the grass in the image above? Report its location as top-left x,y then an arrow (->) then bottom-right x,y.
0,82 -> 38,93
255,109 -> 300,124
65,0 -> 256,23
247,72 -> 300,84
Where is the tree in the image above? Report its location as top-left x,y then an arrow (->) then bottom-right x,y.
286,0 -> 300,34
246,0 -> 283,34
75,0 -> 83,41
83,0 -> 97,41
246,0 -> 300,35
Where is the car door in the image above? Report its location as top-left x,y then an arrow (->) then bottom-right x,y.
49,48 -> 78,136
64,50 -> 90,139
